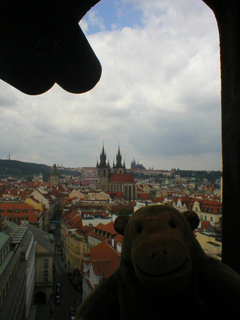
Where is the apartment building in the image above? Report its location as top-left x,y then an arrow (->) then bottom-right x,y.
0,201 -> 43,229
87,222 -> 119,248
192,200 -> 222,223
25,196 -> 50,232
0,222 -> 35,320
68,229 -> 89,271
27,224 -> 54,304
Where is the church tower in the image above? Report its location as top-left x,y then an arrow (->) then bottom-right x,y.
113,146 -> 126,174
50,164 -> 59,188
96,145 -> 110,191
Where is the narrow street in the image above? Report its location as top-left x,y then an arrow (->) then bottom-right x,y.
52,224 -> 83,320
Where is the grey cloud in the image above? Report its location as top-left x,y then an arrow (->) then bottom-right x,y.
0,1 -> 222,170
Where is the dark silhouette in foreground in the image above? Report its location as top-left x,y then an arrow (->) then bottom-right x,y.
76,205 -> 240,320
0,0 -> 101,95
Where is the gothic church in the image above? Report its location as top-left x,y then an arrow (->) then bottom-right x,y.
96,146 -> 137,201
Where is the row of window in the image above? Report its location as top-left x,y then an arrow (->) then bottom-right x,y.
43,259 -> 49,282
4,217 -> 28,224
200,215 -> 216,222
194,207 -> 222,214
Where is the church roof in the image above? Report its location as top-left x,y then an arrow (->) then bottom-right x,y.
108,173 -> 135,183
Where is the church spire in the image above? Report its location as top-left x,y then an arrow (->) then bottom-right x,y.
97,143 -> 109,168
113,144 -> 126,174
116,145 -> 122,167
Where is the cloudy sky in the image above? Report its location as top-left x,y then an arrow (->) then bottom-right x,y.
0,0 -> 222,171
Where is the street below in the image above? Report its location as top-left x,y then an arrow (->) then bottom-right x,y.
53,224 -> 83,320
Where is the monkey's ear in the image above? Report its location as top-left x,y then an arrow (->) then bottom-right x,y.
114,216 -> 130,235
182,211 -> 200,230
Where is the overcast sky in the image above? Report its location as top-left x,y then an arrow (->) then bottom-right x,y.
0,0 -> 222,171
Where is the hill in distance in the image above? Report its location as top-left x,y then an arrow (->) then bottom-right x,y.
0,159 -> 51,181
0,160 -> 81,181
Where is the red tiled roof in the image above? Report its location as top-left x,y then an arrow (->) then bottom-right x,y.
106,191 -> 124,199
90,240 -> 120,279
152,197 -> 165,203
0,202 -> 39,223
92,260 -> 111,275
63,210 -> 78,220
76,225 -> 94,240
113,234 -> 123,243
43,182 -> 50,188
201,200 -> 221,206
0,202 -> 35,210
138,192 -> 150,200
108,173 -> 135,183
65,214 -> 83,229
71,216 -> 83,228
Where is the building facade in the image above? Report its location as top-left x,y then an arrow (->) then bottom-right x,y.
28,224 -> 54,304
96,146 -> 137,201
96,146 -> 111,191
0,201 -> 43,229
0,222 -> 35,320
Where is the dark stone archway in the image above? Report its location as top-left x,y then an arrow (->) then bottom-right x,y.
0,0 -> 239,274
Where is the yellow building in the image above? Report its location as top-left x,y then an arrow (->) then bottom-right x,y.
25,196 -> 50,232
68,230 -> 88,272
25,196 -> 43,212
192,200 -> 222,224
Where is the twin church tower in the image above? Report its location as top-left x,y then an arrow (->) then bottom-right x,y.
96,145 -> 137,201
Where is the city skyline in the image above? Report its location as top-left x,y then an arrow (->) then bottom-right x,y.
0,0 -> 221,171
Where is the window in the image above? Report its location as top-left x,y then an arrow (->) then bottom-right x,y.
43,270 -> 48,282
43,259 -> 49,269
7,210 -> 12,213
22,209 -> 28,213
14,209 -> 20,213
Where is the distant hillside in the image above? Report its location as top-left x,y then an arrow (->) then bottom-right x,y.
0,160 -> 51,181
175,169 -> 222,183
0,160 -> 82,181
